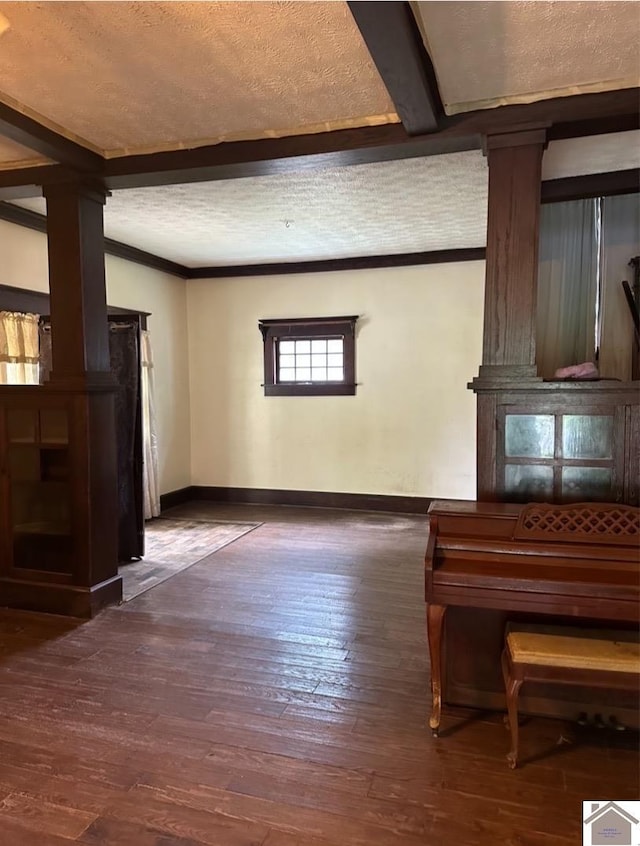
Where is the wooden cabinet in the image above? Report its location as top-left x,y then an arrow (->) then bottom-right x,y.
1,398 -> 72,579
471,379 -> 639,506
0,386 -> 122,617
7,406 -> 72,574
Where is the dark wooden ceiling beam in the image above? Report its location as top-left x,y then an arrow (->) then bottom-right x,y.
0,103 -> 102,171
102,87 -> 640,189
541,168 -> 640,203
347,1 -> 442,134
103,124 -> 479,189
0,164 -> 82,190
0,88 -> 636,191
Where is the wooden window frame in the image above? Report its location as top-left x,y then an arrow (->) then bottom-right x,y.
258,316 -> 358,396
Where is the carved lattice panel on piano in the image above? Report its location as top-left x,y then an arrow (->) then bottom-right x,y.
514,502 -> 640,544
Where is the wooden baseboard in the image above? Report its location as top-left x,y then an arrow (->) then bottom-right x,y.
188,486 -> 431,514
0,575 -> 122,619
160,486 -> 196,511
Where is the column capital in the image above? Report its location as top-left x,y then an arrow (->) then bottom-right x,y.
482,124 -> 549,156
43,177 -> 110,205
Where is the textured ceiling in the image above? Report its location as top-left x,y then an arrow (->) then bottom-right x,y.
414,1 -> 640,114
15,152 -> 489,266
11,132 -> 638,267
0,1 -> 398,157
542,131 -> 640,180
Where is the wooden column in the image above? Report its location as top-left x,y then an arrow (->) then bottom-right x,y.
41,179 -> 121,614
470,128 -> 547,500
44,181 -> 111,383
479,128 -> 546,378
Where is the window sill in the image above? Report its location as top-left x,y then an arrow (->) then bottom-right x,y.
263,383 -> 357,397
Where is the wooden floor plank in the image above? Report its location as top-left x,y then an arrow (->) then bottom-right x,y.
0,503 -> 636,845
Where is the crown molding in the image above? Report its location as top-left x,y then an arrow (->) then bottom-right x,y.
0,201 -> 189,278
187,248 -> 486,279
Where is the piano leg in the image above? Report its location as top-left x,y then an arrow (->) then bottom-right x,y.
426,603 -> 447,736
501,647 -> 523,769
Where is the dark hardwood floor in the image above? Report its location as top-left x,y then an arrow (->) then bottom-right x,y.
0,503 -> 637,845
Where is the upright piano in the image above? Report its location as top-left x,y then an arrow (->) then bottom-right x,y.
424,499 -> 640,734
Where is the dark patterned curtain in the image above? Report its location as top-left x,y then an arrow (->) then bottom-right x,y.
39,320 -> 142,562
109,323 -> 141,562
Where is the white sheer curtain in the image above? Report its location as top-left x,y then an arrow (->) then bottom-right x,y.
0,311 -> 40,384
599,193 -> 640,381
537,199 -> 598,379
141,330 -> 161,519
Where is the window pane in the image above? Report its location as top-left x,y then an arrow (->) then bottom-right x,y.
40,410 -> 69,445
327,367 -> 344,381
296,354 -> 311,368
327,339 -> 343,353
327,353 -> 343,367
311,368 -> 327,381
279,354 -> 295,368
279,368 -> 296,381
562,467 -> 612,501
7,409 -> 37,443
505,464 -> 553,501
295,340 -> 311,353
279,341 -> 295,354
311,353 -> 327,366
296,368 -> 311,381
562,415 -> 613,459
311,339 -> 327,353
505,415 -> 555,458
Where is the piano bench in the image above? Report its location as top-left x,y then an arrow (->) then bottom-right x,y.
501,630 -> 640,769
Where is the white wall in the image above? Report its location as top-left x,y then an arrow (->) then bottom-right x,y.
0,219 -> 191,494
187,262 -> 485,499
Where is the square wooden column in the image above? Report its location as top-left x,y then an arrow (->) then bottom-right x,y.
44,181 -> 111,383
470,128 -> 547,500
479,128 -> 547,378
41,179 -> 121,615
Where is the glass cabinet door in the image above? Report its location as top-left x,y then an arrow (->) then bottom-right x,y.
6,407 -> 73,574
500,408 -> 620,503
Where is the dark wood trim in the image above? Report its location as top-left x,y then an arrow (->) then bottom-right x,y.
0,199 -> 47,234
259,315 -> 357,397
0,201 -> 188,278
188,248 -> 486,278
0,164 -> 71,190
0,283 -> 50,315
103,124 -> 478,189
0,89 -> 636,193
192,486 -> 431,515
347,1 -> 442,134
160,486 -> 195,512
101,237 -> 188,278
546,110 -> 639,142
102,88 -> 639,189
0,103 -> 101,172
541,168 -> 640,203
0,284 -> 150,329
264,383 -> 357,397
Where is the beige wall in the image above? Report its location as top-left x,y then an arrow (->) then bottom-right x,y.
0,218 -> 191,494
187,262 -> 485,499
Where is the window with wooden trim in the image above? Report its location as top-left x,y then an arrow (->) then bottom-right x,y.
258,316 -> 358,396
